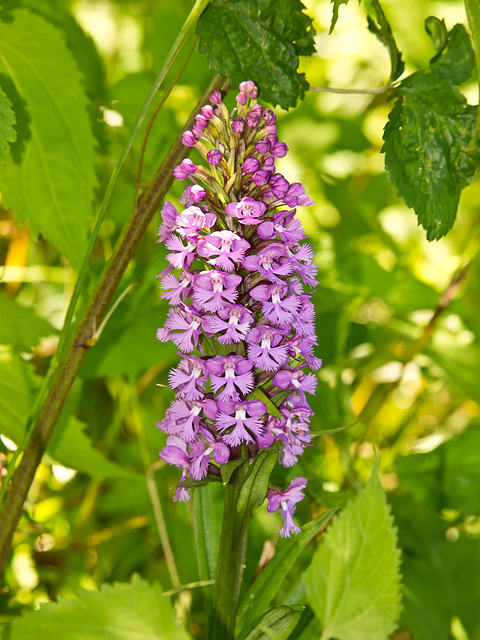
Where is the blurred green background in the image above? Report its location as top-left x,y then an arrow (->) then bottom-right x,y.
1,0 -> 480,638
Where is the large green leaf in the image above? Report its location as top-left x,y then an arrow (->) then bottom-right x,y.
8,574 -> 190,640
0,296 -> 55,352
0,9 -> 97,269
197,0 -> 315,109
0,84 -> 16,164
382,24 -> 478,241
305,457 -> 401,640
237,509 -> 338,639
0,350 -> 33,441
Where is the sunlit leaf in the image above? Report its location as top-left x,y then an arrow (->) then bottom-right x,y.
8,574 -> 190,640
0,9 -> 97,269
0,296 -> 55,352
305,456 -> 402,640
197,0 -> 315,109
243,605 -> 304,640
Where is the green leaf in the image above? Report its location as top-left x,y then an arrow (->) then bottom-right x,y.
430,24 -> 475,84
0,296 -> 55,352
246,387 -> 283,419
425,17 -> 448,54
365,1 -> 404,81
382,24 -> 478,241
8,574 -> 190,640
0,350 -> 32,442
0,84 -> 16,164
243,605 -> 304,640
237,509 -> 338,639
193,484 -> 220,581
329,0 -> 350,34
0,9 -> 97,270
305,456 -> 402,640
236,449 -> 277,517
48,417 -> 140,479
220,458 -> 245,484
197,0 -> 316,109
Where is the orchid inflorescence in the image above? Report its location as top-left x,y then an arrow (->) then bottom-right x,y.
156,81 -> 321,536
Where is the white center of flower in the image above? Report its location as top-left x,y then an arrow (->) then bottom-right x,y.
261,335 -> 272,349
191,405 -> 201,417
235,408 -> 246,420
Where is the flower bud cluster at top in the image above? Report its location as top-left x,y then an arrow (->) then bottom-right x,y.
156,81 -> 321,536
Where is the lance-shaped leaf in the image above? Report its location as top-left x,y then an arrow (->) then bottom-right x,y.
236,448 -> 278,517
237,509 -> 338,639
197,0 -> 316,109
0,85 -> 16,164
242,605 -> 304,640
0,9 -> 97,269
382,23 -> 478,241
8,574 -> 190,640
305,456 -> 402,640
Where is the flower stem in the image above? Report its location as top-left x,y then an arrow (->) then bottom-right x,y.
210,465 -> 250,640
0,73 -> 229,576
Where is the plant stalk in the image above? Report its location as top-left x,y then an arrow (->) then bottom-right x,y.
0,73 -> 229,577
210,466 -> 250,640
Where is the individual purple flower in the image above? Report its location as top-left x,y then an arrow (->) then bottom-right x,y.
225,198 -> 267,225
198,230 -> 250,271
168,355 -> 207,400
250,283 -> 300,325
216,399 -> 267,446
193,270 -> 241,312
176,206 -> 216,238
157,201 -> 178,242
242,244 -> 293,284
202,303 -> 253,344
158,399 -> 205,442
206,355 -> 254,401
160,271 -> 194,305
157,306 -> 202,353
207,149 -> 222,166
246,325 -> 289,371
267,477 -> 307,537
232,117 -> 246,133
182,130 -> 196,147
272,368 -> 318,396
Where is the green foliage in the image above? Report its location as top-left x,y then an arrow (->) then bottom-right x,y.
0,85 -> 16,164
197,0 -> 315,109
305,457 -> 401,640
8,574 -> 190,639
382,23 -> 479,240
0,352 -> 33,440
329,0 -> 350,34
242,605 -> 304,640
237,509 -> 338,639
0,296 -> 55,351
0,8 -> 97,269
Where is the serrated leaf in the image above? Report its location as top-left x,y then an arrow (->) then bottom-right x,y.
430,24 -> 474,84
383,72 -> 479,241
382,23 -> 478,241
48,417 -> 140,479
197,0 -> 315,109
329,0 -> 350,34
305,456 -> 401,640
9,574 -> 190,640
425,17 -> 448,54
237,509 -> 338,639
243,605 -> 304,640
0,85 -> 16,164
0,9 -> 97,270
0,296 -> 56,352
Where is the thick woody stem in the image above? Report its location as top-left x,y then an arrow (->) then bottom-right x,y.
0,74 -> 229,577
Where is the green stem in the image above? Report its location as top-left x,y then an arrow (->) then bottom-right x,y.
0,73 -> 229,576
210,465 -> 250,640
464,0 -> 480,152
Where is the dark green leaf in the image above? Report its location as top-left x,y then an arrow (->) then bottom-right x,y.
425,16 -> 448,53
305,456 -> 402,640
430,24 -> 474,84
0,296 -> 55,352
382,23 -> 478,241
220,458 -> 244,484
0,351 -> 33,442
365,2 -> 404,81
197,0 -> 316,109
0,84 -> 16,164
329,0 -> 350,34
383,72 -> 479,240
237,509 -> 338,639
0,9 -> 97,269
9,574 -> 191,640
243,605 -> 304,640
193,484 -> 220,582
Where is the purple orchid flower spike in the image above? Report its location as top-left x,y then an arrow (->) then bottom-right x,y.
155,81 -> 321,535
